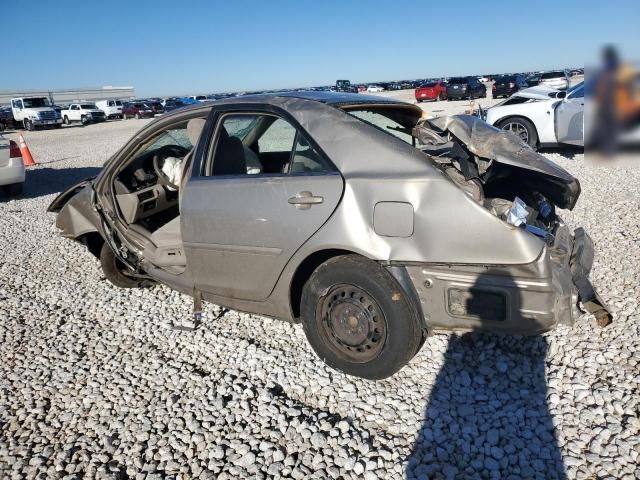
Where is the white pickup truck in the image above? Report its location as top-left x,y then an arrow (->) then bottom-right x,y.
61,103 -> 107,126
11,97 -> 63,131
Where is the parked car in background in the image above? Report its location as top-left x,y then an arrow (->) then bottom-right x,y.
525,73 -> 542,87
48,91 -> 610,380
145,101 -> 164,115
10,96 -> 62,131
415,81 -> 447,102
335,80 -> 358,93
164,99 -> 188,112
0,137 -> 25,195
61,103 -> 106,125
0,107 -> 14,131
356,85 -> 367,93
95,99 -> 124,119
539,70 -> 570,90
367,85 -> 384,92
485,82 -> 584,148
446,77 -> 486,100
492,74 -> 528,99
122,102 -> 155,119
188,95 -> 208,102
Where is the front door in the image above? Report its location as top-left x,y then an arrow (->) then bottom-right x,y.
181,110 -> 344,301
555,83 -> 584,146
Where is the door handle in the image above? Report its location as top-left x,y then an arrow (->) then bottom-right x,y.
288,191 -> 324,209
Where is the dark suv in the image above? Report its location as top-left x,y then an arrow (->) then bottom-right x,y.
446,77 -> 486,100
492,74 -> 528,99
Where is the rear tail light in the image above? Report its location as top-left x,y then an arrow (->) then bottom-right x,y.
9,140 -> 21,158
492,84 -> 496,91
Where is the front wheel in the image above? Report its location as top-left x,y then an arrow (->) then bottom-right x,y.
301,255 -> 423,380
437,92 -> 444,101
100,243 -> 145,288
63,116 -> 70,125
23,119 -> 33,131
497,116 -> 538,148
135,113 -> 141,119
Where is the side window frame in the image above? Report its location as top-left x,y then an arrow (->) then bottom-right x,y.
197,105 -> 338,180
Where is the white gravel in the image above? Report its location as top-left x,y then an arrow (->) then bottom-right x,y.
1,109 -> 639,480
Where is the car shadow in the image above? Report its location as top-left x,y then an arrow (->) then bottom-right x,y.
405,270 -> 566,479
0,166 -> 101,201
539,146 -> 583,159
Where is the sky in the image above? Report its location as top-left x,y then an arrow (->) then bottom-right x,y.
2,0 -> 638,97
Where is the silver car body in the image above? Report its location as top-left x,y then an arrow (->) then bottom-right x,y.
49,92 -> 609,336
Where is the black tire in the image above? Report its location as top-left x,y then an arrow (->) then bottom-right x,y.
24,119 -> 33,131
437,92 -> 444,101
3,183 -> 23,196
482,88 -> 487,98
135,113 -> 141,119
123,113 -> 128,120
300,255 -> 422,380
497,116 -> 538,148
63,116 -> 70,125
100,243 -> 144,288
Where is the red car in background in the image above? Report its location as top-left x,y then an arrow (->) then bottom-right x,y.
415,81 -> 447,102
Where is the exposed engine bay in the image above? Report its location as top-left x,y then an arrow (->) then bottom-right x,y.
413,115 -> 581,245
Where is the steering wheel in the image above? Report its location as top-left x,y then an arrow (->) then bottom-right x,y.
152,144 -> 189,190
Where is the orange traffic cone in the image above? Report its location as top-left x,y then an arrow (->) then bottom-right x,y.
18,133 -> 36,166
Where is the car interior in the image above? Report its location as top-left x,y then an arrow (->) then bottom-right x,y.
111,113 -> 332,272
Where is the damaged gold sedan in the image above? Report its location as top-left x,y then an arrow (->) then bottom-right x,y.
49,92 -> 611,379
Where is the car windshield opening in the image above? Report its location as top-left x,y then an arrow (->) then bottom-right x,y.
22,98 -> 51,108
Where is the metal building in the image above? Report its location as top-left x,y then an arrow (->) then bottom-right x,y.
0,86 -> 135,106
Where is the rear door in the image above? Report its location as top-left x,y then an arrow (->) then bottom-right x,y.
555,84 -> 584,146
181,107 -> 344,301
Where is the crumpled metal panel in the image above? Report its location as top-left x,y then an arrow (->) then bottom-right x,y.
428,115 -> 581,209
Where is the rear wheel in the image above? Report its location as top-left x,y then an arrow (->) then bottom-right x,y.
497,116 -> 538,148
437,92 -> 444,101
100,243 -> 145,288
301,255 -> 422,380
135,113 -> 141,119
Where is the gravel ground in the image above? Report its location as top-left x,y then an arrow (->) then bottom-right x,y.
1,106 -> 639,480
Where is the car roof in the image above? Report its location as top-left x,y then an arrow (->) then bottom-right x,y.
217,90 -> 407,107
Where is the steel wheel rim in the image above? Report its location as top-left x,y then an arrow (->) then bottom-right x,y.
502,122 -> 529,143
317,284 -> 387,363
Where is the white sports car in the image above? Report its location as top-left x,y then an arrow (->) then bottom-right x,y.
485,83 -> 585,149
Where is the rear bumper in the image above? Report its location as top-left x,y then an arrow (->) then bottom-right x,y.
395,225 -> 611,335
0,159 -> 26,186
447,89 -> 468,99
493,87 -> 517,97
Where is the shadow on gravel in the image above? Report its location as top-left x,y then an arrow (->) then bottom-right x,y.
0,166 -> 100,201
538,146 -> 583,159
405,271 -> 566,480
